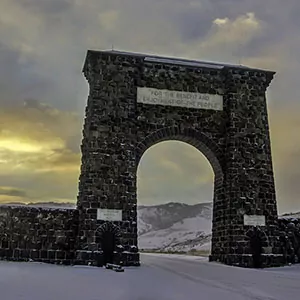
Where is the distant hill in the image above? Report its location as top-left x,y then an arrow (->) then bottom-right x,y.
137,202 -> 212,252
280,212 -> 300,219
0,202 -> 76,209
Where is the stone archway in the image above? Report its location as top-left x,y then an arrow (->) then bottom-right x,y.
76,49 -> 283,268
136,126 -> 224,181
136,126 -> 225,257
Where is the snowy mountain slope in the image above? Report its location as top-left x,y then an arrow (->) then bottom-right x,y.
137,202 -> 213,252
280,212 -> 300,219
137,202 -> 212,233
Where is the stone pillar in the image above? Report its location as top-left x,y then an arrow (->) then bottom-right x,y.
219,69 -> 283,267
76,52 -> 141,265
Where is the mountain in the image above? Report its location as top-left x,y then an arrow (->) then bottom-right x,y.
0,202 -> 76,209
280,212 -> 300,219
137,202 -> 212,252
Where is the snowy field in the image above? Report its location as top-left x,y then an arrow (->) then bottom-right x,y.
1,254 -> 300,300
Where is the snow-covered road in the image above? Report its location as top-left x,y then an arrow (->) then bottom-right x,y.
1,254 -> 300,300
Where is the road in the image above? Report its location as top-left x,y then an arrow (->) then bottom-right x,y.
143,253 -> 300,300
1,253 -> 300,300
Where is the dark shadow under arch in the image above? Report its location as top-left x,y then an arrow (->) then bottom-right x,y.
96,222 -> 122,264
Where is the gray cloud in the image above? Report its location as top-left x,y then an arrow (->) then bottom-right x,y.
0,186 -> 27,198
17,0 -> 72,14
0,0 -> 300,212
0,173 -> 77,203
0,43 -> 39,106
1,0 -> 299,109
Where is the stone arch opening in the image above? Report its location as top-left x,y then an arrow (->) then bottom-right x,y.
96,222 -> 121,264
136,126 -> 224,255
136,126 -> 224,187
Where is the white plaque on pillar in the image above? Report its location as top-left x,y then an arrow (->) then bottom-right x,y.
243,215 -> 266,226
97,209 -> 122,221
137,87 -> 223,111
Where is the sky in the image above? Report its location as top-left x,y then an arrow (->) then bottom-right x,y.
0,0 -> 300,214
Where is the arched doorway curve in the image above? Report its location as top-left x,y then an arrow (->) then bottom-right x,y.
136,126 -> 225,256
136,126 -> 224,186
96,222 -> 121,264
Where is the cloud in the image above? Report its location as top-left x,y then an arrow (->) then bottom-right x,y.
0,186 -> 27,198
0,100 -> 81,203
0,186 -> 29,204
207,12 -> 262,49
268,104 -> 300,213
0,0 -> 297,111
0,0 -> 300,213
98,10 -> 120,32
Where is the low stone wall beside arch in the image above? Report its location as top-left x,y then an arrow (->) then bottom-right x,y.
0,205 -> 78,265
277,216 -> 300,264
0,205 -> 140,266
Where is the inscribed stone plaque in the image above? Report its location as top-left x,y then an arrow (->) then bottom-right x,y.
243,215 -> 266,226
97,209 -> 122,221
137,87 -> 223,111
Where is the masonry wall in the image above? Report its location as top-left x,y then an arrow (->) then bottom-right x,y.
219,68 -> 281,266
77,52 -> 227,259
278,216 -> 300,264
77,50 -> 282,268
0,206 -> 78,265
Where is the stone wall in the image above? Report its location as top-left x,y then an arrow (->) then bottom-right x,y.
0,206 -> 78,265
0,205 -> 139,267
278,216 -> 300,264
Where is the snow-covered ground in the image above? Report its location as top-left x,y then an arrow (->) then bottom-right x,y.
142,252 -> 209,261
1,254 -> 300,300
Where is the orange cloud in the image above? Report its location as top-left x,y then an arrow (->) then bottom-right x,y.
0,101 -> 81,204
